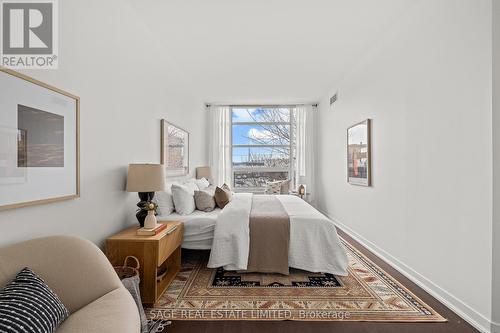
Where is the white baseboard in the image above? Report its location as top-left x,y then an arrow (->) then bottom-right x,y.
327,215 -> 492,333
492,321 -> 500,333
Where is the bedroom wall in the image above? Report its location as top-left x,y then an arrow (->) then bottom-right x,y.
492,1 -> 500,331
0,0 -> 207,247
316,0 -> 493,331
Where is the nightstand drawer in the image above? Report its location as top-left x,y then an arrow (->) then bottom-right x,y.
158,223 -> 183,266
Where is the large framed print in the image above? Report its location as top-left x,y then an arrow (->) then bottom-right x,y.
347,119 -> 371,186
0,67 -> 80,210
161,119 -> 189,176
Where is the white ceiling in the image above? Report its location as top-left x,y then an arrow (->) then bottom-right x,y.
129,0 -> 414,104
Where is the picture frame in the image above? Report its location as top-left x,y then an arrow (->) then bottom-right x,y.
0,67 -> 80,210
161,119 -> 189,176
347,119 -> 371,186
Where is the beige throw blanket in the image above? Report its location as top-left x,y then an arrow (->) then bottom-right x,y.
208,193 -> 348,276
246,195 -> 290,275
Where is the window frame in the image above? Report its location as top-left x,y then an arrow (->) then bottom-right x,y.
230,106 -> 295,193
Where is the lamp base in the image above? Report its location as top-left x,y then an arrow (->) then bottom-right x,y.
136,192 -> 155,227
297,184 -> 306,199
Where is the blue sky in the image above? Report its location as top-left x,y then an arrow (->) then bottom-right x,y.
232,125 -> 252,145
232,125 -> 269,163
231,108 -> 291,163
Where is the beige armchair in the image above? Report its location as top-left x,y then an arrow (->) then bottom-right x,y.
0,236 -> 140,333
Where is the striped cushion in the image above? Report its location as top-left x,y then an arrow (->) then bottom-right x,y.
0,267 -> 69,333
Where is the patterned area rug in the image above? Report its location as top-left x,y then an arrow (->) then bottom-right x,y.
146,239 -> 446,322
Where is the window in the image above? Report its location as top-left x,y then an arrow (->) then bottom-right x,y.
231,107 -> 296,193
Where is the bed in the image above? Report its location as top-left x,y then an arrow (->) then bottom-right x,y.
159,193 -> 348,276
158,208 -> 220,250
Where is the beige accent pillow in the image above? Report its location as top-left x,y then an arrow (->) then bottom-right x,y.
214,186 -> 232,209
221,183 -> 232,192
194,190 -> 216,212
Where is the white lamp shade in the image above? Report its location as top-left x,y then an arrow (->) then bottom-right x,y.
126,164 -> 166,192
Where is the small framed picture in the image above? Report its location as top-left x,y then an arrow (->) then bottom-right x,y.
347,119 -> 371,186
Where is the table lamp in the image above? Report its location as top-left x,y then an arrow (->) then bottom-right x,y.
126,164 -> 165,227
298,176 -> 307,199
196,166 -> 213,183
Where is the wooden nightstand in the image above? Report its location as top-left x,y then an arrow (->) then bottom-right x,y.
106,221 -> 183,305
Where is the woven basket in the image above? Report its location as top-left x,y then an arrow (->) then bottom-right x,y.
114,256 -> 140,280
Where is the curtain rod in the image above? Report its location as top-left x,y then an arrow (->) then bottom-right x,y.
205,103 -> 318,108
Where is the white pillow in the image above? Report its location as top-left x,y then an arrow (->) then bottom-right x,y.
185,178 -> 209,191
153,181 -> 179,215
171,184 -> 196,215
194,178 -> 210,191
183,181 -> 199,193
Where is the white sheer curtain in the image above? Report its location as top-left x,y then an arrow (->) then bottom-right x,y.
295,104 -> 317,203
208,105 -> 232,186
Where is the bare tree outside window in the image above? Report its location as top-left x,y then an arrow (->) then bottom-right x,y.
232,107 -> 296,192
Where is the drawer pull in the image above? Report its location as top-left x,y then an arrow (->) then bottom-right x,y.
166,225 -> 178,235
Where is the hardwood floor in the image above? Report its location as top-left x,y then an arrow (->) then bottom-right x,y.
163,228 -> 480,333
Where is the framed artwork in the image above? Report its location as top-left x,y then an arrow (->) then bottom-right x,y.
347,119 -> 371,186
161,119 -> 189,176
0,67 -> 80,210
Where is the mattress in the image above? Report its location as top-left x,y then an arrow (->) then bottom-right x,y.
158,209 -> 221,250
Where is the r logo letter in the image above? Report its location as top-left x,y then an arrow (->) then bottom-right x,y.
28,8 -> 48,48
2,2 -> 53,54
8,8 -> 23,48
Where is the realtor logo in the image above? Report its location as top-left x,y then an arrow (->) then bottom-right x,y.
1,0 -> 58,69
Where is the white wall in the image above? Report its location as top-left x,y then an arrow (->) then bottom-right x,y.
0,0 -> 207,247
492,0 -> 500,331
316,0 -> 493,331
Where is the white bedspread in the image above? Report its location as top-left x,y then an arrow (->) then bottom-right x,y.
207,194 -> 348,276
207,193 -> 252,271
